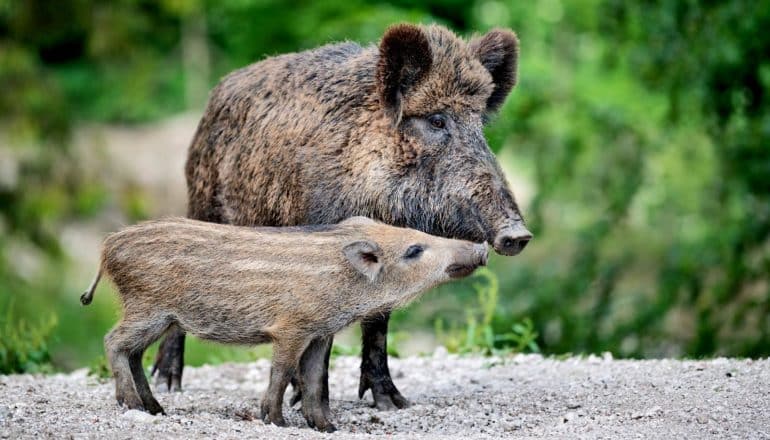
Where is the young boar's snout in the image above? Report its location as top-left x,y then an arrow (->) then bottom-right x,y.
446,242 -> 489,279
492,223 -> 533,256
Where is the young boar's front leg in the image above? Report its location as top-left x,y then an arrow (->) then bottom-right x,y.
298,335 -> 335,432
261,338 -> 307,427
359,312 -> 409,410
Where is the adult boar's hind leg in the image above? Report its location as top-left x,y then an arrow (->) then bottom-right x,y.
359,312 -> 409,410
152,325 -> 185,392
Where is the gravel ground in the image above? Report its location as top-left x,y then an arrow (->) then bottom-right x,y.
1,351 -> 769,439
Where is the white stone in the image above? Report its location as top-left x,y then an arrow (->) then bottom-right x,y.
121,409 -> 159,424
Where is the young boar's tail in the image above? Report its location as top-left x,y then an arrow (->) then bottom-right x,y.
80,268 -> 102,306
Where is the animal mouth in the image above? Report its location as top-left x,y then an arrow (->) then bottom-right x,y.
446,263 -> 480,279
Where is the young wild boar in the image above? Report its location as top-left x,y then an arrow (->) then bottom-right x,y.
81,217 -> 487,432
156,23 -> 532,409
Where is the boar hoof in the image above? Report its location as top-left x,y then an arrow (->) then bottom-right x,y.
260,403 -> 286,427
302,404 -> 336,432
318,422 -> 337,433
358,375 -> 410,410
152,361 -> 182,393
151,331 -> 185,392
144,398 -> 166,416
263,414 -> 286,427
117,394 -> 145,412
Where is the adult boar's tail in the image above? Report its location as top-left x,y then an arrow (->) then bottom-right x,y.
80,268 -> 102,306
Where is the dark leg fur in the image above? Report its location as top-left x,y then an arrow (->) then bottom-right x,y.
322,336 -> 331,416
289,376 -> 302,407
260,340 -> 306,427
129,352 -> 165,415
298,336 -> 335,432
152,326 -> 185,392
105,327 -> 144,411
289,334 -> 333,409
359,312 -> 409,410
106,317 -> 170,414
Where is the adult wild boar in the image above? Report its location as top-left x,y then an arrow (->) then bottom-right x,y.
153,23 -> 532,410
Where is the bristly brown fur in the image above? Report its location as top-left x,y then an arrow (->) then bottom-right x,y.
376,23 -> 433,125
185,23 -> 527,246
468,29 -> 519,112
163,22 -> 532,409
93,217 -> 486,431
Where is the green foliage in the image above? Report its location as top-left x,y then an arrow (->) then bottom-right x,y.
1,0 -> 769,372
484,0 -> 770,358
182,339 -> 271,366
436,269 -> 540,355
331,342 -> 361,357
0,302 -> 57,374
87,355 -> 111,380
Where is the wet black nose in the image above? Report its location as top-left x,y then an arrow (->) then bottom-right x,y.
495,234 -> 531,256
492,224 -> 533,256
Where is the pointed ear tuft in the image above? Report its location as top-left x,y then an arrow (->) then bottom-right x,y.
343,240 -> 384,282
377,24 -> 433,125
469,29 -> 519,113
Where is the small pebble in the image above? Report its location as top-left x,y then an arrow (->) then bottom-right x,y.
121,409 -> 159,424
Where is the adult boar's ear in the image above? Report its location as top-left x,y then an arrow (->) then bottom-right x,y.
343,240 -> 384,282
469,29 -> 519,113
377,24 -> 433,125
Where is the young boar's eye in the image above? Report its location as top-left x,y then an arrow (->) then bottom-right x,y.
427,114 -> 447,130
403,244 -> 424,259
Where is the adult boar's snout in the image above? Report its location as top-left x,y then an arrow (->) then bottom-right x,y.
493,224 -> 532,256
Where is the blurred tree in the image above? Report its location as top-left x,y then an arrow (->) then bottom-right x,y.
1,0 -> 768,368
603,0 -> 770,356
479,0 -> 770,357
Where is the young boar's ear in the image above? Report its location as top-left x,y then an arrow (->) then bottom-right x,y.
377,24 -> 433,125
469,29 -> 519,113
343,240 -> 384,282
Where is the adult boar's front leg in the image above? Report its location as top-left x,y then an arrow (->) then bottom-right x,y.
151,326 -> 185,391
358,312 -> 409,410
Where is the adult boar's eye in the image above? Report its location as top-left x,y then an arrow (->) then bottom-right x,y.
427,114 -> 447,130
403,244 -> 424,259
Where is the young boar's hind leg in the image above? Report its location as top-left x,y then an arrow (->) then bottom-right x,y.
298,336 -> 335,433
359,312 -> 409,410
106,316 -> 171,415
288,336 -> 332,409
152,326 -> 185,392
105,324 -> 144,411
291,337 -> 333,415
129,352 -> 165,415
261,339 -> 307,427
